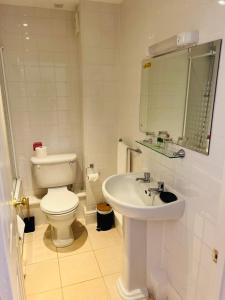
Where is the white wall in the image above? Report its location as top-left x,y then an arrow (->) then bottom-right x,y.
79,0 -> 120,210
0,4 -> 83,196
118,0 -> 225,299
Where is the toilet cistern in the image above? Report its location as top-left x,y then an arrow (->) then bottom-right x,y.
31,153 -> 79,247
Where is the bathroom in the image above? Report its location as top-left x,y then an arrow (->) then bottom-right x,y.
1,0 -> 225,299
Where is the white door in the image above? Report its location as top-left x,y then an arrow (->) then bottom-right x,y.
214,167 -> 225,300
0,84 -> 25,300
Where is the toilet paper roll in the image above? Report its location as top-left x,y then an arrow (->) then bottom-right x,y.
17,215 -> 25,241
35,146 -> 47,158
87,173 -> 99,182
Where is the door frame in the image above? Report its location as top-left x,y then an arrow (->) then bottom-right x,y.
0,81 -> 25,299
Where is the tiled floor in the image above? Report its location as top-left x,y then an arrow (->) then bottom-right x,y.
23,219 -> 123,300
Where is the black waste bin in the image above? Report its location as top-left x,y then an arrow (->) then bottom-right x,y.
96,203 -> 114,231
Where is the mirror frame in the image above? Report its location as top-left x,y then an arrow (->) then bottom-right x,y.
139,39 -> 222,156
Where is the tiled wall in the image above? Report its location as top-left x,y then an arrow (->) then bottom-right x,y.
118,0 -> 225,299
0,5 -> 83,196
79,0 -> 119,211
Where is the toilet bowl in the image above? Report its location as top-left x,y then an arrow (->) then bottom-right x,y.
31,153 -> 79,248
41,187 -> 79,247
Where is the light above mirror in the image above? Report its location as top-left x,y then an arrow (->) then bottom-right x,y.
218,0 -> 225,5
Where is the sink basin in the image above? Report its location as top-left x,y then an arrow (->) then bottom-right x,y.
102,172 -> 185,300
102,172 -> 185,221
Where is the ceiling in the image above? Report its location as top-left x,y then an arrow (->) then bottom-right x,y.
0,0 -> 123,11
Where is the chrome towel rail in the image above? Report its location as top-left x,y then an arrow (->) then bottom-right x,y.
128,147 -> 142,154
119,138 -> 142,154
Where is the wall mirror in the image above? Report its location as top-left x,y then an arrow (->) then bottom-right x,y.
139,39 -> 222,155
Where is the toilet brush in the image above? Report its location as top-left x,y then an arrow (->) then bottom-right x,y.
23,197 -> 35,233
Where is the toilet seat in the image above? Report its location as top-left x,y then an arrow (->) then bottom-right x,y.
41,187 -> 79,215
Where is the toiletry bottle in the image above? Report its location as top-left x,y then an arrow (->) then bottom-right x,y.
157,131 -> 170,148
145,132 -> 156,144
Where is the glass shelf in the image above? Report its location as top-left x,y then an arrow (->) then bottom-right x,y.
136,140 -> 183,159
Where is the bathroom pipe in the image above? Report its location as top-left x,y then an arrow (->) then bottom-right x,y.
0,46 -> 18,177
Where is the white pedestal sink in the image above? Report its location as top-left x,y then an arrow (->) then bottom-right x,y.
102,173 -> 185,300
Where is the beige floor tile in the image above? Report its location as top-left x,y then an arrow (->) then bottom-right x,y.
24,231 -> 57,265
57,221 -> 92,258
95,246 -> 123,276
26,289 -> 63,300
63,278 -> 110,300
24,232 -> 35,244
104,273 -> 122,300
24,224 -> 49,244
59,251 -> 101,286
87,225 -> 122,250
25,259 -> 61,295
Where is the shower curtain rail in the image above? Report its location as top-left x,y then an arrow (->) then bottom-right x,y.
0,46 -> 18,177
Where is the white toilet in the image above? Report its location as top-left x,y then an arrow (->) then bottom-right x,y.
31,153 -> 79,247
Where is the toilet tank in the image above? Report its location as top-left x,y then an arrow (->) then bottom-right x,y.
31,153 -> 77,188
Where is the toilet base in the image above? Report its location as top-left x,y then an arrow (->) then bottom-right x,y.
51,224 -> 74,248
52,235 -> 74,247
44,209 -> 77,248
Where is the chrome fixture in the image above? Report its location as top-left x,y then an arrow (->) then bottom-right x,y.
173,149 -> 185,158
148,181 -> 164,195
128,147 -> 142,154
136,172 -> 151,183
119,138 -> 142,154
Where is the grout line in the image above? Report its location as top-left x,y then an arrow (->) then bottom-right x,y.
58,249 -> 94,262
103,271 -> 122,277
57,250 -> 64,290
61,275 -> 103,289
56,245 -> 92,258
26,287 -> 63,298
102,276 -> 112,300
92,245 -> 105,277
89,244 -> 124,253
25,256 -> 58,267
102,274 -> 117,300
57,254 -> 66,300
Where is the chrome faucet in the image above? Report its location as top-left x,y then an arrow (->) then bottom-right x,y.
136,172 -> 151,183
148,181 -> 164,195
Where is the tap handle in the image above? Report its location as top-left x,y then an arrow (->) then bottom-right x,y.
144,172 -> 150,180
157,181 -> 164,191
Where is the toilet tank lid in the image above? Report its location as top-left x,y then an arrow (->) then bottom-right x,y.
31,153 -> 77,165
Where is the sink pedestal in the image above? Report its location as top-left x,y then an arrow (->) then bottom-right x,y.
102,172 -> 185,299
117,217 -> 149,300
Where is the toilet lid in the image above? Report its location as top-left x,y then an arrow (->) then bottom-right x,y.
41,188 -> 79,215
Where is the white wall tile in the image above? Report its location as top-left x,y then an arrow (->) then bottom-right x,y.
1,4 -> 83,196
79,0 -> 119,209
